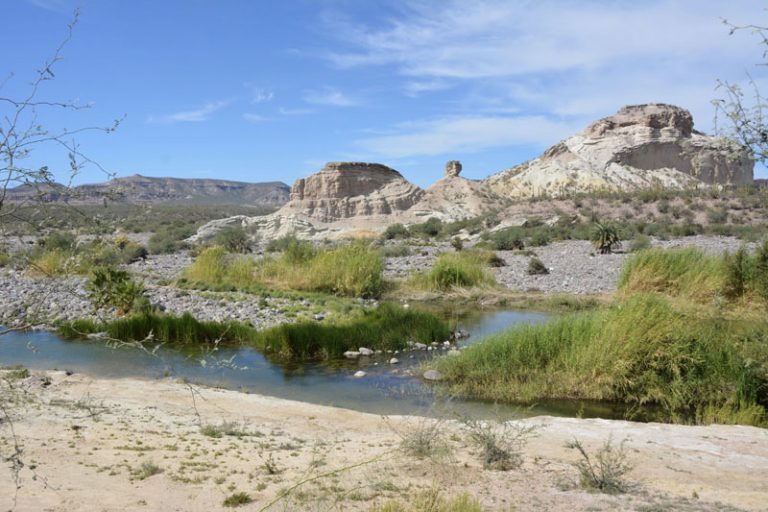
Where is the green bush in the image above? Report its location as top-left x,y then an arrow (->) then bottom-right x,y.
629,234 -> 651,252
487,228 -> 525,251
411,217 -> 443,238
213,226 -> 251,253
86,267 -> 150,315
723,246 -> 753,300
383,223 -> 410,240
148,225 -> 194,254
40,232 -> 76,252
526,257 -> 549,275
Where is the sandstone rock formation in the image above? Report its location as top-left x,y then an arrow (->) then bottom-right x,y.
411,160 -> 505,220
279,162 -> 425,223
485,104 -> 754,198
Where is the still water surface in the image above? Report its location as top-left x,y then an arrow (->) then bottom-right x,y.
0,309 -> 626,420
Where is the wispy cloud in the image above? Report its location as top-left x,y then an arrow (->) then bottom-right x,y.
279,107 -> 315,116
356,115 -> 581,159
147,100 -> 230,124
242,113 -> 269,123
251,88 -> 274,104
322,1 -> 764,129
24,0 -> 70,12
303,86 -> 360,107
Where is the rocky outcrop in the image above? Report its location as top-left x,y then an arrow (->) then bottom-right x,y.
486,104 -> 754,198
279,162 -> 425,223
411,160 -> 505,221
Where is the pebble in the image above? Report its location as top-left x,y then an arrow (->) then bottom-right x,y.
353,370 -> 366,378
389,358 -> 399,364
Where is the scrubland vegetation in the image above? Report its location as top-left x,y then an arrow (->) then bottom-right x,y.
181,239 -> 384,298
433,245 -> 768,426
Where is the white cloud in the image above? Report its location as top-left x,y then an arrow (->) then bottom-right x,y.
303,87 -> 360,107
242,113 -> 269,123
279,107 -> 315,116
251,88 -> 274,104
356,115 -> 581,159
322,0 -> 766,127
148,100 -> 230,124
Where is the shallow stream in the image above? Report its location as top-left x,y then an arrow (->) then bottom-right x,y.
0,309 -> 629,420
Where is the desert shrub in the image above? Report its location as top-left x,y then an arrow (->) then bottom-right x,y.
526,257 -> 549,275
566,437 -> 632,494
409,251 -> 496,291
706,207 -> 729,224
0,251 -> 10,267
223,492 -> 252,507
528,229 -> 551,247
451,236 -> 464,251
86,267 -> 150,315
265,234 -> 300,253
411,217 -> 443,238
39,232 -> 76,252
29,248 -> 72,276
148,225 -> 194,254
629,234 -> 651,252
214,226 -> 251,253
461,419 -> 536,471
380,244 -> 413,258
383,223 -> 410,240
488,228 -> 525,251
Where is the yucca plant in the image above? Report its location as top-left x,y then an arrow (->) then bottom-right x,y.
591,222 -> 621,254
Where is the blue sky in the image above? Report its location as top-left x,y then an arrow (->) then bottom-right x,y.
3,0 -> 767,187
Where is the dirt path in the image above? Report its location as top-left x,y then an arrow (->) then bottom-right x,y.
1,371 -> 766,511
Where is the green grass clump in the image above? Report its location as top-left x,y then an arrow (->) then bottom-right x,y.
253,302 -> 449,359
58,311 -> 255,344
58,303 -> 448,361
409,251 -> 497,291
223,492 -> 252,507
617,248 -> 725,302
435,294 -> 768,426
183,242 -> 384,298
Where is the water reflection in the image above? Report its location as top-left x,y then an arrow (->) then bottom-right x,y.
0,308 -> 639,420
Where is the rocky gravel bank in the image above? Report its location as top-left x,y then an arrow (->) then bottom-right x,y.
0,235 -> 753,328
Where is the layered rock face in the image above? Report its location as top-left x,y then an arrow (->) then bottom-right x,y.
486,104 -> 754,198
280,162 -> 425,223
412,160 -> 504,220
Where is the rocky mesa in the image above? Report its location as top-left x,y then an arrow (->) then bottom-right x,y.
485,103 -> 754,198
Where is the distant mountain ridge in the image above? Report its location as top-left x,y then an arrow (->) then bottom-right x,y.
6,174 -> 291,207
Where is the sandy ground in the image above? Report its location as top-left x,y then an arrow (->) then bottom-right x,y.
1,371 -> 767,512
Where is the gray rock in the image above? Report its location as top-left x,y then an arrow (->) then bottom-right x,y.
423,370 -> 443,381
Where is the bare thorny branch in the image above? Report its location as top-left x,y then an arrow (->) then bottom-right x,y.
713,17 -> 768,163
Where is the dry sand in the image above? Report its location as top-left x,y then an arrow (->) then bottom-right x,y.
1,371 -> 766,512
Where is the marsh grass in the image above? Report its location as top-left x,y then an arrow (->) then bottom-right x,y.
435,295 -> 768,425
253,302 -> 450,358
182,242 -> 384,297
58,303 -> 449,360
408,250 -> 497,291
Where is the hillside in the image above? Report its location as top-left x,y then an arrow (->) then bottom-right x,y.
6,174 -> 291,207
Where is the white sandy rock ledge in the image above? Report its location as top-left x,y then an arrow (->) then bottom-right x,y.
1,371 -> 766,511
